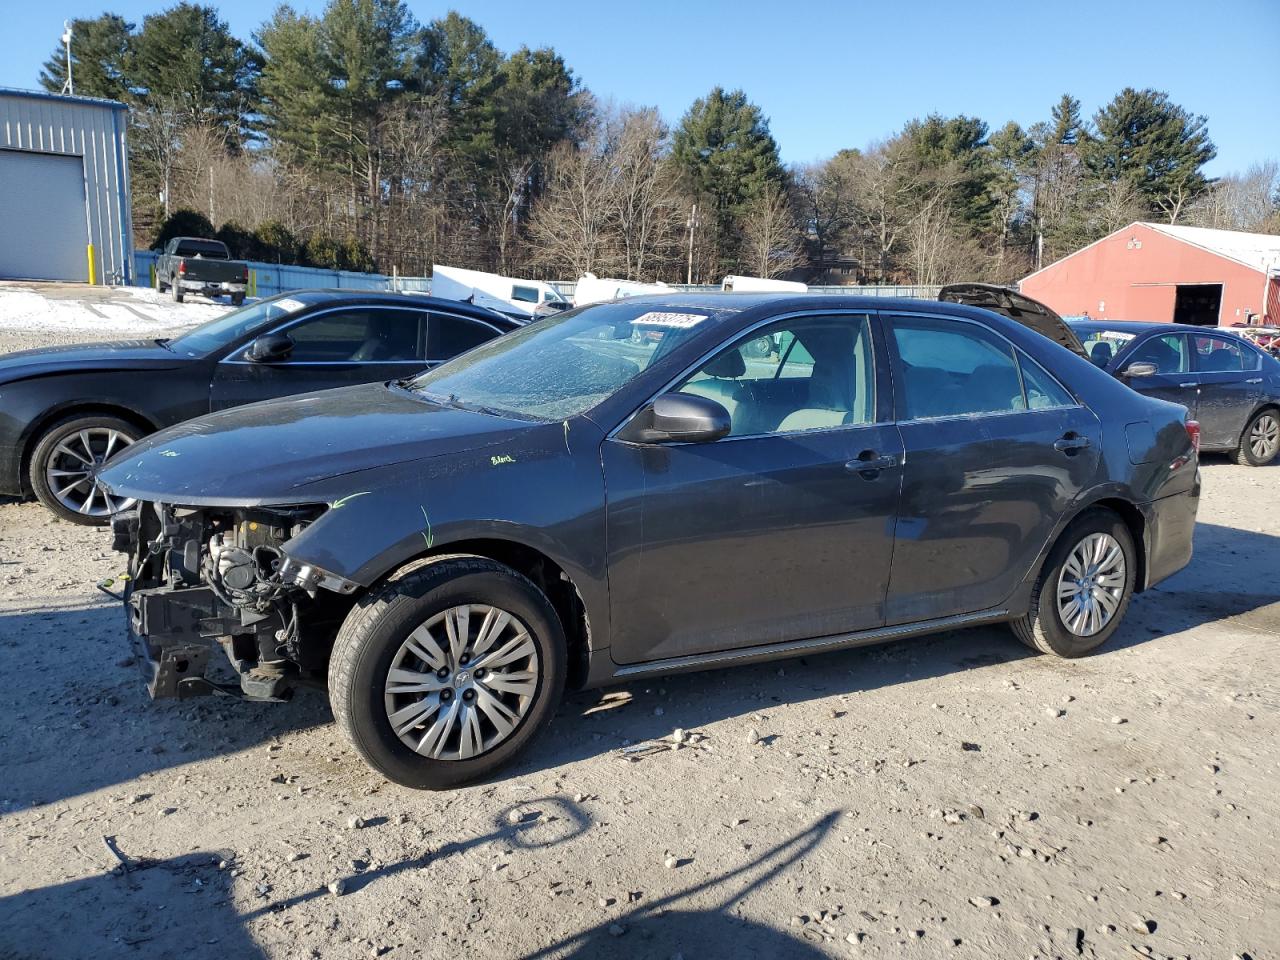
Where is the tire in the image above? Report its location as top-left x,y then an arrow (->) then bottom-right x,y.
1234,408 -> 1280,466
230,293 -> 245,307
171,281 -> 184,303
154,270 -> 165,293
329,556 -> 567,789
28,414 -> 142,525
1009,509 -> 1136,658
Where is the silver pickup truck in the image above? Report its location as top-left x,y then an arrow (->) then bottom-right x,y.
154,237 -> 249,305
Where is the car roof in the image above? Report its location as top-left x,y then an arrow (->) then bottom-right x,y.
282,289 -> 516,327
1067,319 -> 1205,335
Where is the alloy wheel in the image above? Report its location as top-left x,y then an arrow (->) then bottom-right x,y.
1249,413 -> 1279,461
1056,532 -> 1126,637
384,604 -> 540,761
44,427 -> 136,518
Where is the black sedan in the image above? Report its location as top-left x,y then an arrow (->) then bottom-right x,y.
102,294 -> 1199,789
1071,320 -> 1280,465
0,291 -> 518,523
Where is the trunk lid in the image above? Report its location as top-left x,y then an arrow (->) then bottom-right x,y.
938,283 -> 1088,359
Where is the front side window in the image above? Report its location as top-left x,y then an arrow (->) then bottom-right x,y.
283,309 -> 426,362
677,314 -> 875,436
891,316 -> 1025,419
1128,334 -> 1189,374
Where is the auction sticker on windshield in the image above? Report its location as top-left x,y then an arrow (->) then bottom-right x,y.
275,298 -> 307,313
632,312 -> 709,329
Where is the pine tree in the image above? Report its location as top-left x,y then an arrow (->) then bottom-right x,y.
39,13 -> 133,101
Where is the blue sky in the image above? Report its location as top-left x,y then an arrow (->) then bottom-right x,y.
6,0 -> 1277,175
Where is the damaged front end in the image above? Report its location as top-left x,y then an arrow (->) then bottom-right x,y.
111,501 -> 359,701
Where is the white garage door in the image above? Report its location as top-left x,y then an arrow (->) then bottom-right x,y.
0,150 -> 89,282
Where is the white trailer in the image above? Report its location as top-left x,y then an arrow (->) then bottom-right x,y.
431,264 -> 569,321
720,275 -> 808,293
572,273 -> 671,307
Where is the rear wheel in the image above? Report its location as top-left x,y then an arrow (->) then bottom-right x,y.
28,415 -> 141,524
1010,509 -> 1135,657
154,270 -> 166,293
1235,409 -> 1280,466
329,556 -> 567,789
171,281 -> 183,303
230,292 -> 245,306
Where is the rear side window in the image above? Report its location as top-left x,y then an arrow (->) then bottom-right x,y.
428,313 -> 495,361
511,285 -> 540,303
1193,335 -> 1258,372
1018,351 -> 1075,409
1128,334 -> 1189,374
891,317 -> 1025,419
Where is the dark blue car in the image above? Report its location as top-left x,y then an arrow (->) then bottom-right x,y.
1070,320 -> 1280,465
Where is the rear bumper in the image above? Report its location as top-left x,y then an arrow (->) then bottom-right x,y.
1142,470 -> 1201,589
179,279 -> 246,294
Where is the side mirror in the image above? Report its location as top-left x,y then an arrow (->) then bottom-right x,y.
246,333 -> 294,363
618,392 -> 731,444
1121,361 -> 1158,379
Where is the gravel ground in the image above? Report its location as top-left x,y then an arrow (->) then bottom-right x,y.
0,315 -> 1277,960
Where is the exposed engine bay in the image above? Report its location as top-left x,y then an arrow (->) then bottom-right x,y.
112,501 -> 358,701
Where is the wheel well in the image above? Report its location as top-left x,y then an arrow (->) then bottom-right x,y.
19,404 -> 156,494
1085,498 -> 1148,593
380,539 -> 593,689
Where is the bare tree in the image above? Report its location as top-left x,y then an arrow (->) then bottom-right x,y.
740,183 -> 805,278
526,134 -> 615,277
1188,161 -> 1279,231
847,136 -> 930,282
610,108 -> 684,280
131,95 -> 190,221
791,152 -> 859,274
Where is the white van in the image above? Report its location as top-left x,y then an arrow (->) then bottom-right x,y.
572,272 -> 671,307
721,275 -> 808,293
431,265 -> 570,321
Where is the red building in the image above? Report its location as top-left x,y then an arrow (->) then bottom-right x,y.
1020,222 -> 1280,327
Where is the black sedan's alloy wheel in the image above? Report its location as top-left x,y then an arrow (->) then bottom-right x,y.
1010,509 -> 1136,657
1236,409 -> 1280,466
29,415 -> 140,525
329,556 -> 567,789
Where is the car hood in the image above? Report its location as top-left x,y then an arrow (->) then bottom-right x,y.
0,339 -> 190,382
938,283 -> 1089,359
99,382 -> 536,504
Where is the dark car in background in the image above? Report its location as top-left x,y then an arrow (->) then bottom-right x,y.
0,290 -> 518,523
1071,320 -> 1280,466
100,293 -> 1199,789
154,237 -> 249,305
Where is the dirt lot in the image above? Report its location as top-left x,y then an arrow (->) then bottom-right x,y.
0,313 -> 1277,960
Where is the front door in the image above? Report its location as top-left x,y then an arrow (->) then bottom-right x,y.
1117,332 -> 1200,421
1189,333 -> 1263,448
603,312 -> 902,664
210,306 -> 432,409
883,313 -> 1102,623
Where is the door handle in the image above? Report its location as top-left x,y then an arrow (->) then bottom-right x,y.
846,451 -> 898,477
1178,381 -> 1197,388
1246,377 -> 1263,384
1053,434 -> 1091,454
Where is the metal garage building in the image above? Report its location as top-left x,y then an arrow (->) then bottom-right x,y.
0,88 -> 133,285
1020,221 -> 1280,328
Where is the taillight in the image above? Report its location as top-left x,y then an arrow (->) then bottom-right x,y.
178,261 -> 186,275
1185,419 -> 1200,453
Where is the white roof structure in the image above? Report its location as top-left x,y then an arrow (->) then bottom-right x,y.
1144,223 -> 1280,274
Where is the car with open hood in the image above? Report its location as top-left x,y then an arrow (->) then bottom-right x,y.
0,290 -> 517,523
101,293 -> 1200,789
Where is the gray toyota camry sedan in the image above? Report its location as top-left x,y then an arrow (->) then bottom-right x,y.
101,294 -> 1200,789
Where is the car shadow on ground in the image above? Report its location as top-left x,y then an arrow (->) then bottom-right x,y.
0,803 -> 840,960
1,523 -> 1275,807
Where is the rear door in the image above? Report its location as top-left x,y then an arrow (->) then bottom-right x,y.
1189,333 -> 1263,448
883,312 -> 1101,623
210,305 -> 431,409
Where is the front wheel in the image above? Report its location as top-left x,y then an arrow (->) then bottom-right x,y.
1010,509 -> 1136,657
28,414 -> 141,524
328,557 -> 567,789
1235,409 -> 1280,466
170,281 -> 184,303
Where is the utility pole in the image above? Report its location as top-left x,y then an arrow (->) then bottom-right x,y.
686,204 -> 698,285
60,22 -> 74,95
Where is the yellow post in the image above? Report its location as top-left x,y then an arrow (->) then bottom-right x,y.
86,244 -> 97,285
249,269 -> 257,297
